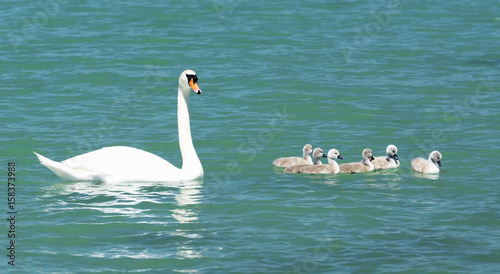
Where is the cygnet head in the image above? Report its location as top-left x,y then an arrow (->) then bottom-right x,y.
313,148 -> 327,159
429,150 -> 442,167
363,148 -> 375,161
179,69 -> 202,95
386,144 -> 398,160
327,149 -> 343,160
303,144 -> 313,155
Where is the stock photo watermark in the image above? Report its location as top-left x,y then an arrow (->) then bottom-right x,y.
408,75 -> 496,162
213,0 -> 242,20
206,106 -> 296,196
6,162 -> 17,267
284,238 -> 337,274
339,0 -> 403,64
8,0 -> 70,53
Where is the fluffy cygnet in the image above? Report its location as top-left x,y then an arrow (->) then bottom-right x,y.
339,148 -> 375,174
411,150 -> 442,174
299,149 -> 343,174
284,148 -> 326,173
273,144 -> 313,167
372,144 -> 400,170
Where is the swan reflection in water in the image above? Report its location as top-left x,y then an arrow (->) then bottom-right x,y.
58,180 -> 202,221
44,179 -> 204,260
412,172 -> 440,181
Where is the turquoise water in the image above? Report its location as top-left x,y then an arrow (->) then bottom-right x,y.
2,0 -> 500,272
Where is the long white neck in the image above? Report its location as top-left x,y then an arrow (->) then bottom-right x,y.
303,153 -> 312,164
362,156 -> 374,170
313,156 -> 323,165
177,87 -> 203,177
328,158 -> 340,174
427,155 -> 435,163
387,154 -> 398,165
428,156 -> 440,169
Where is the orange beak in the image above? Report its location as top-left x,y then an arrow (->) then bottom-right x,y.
189,78 -> 202,94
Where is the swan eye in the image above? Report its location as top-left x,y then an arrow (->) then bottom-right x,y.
186,74 -> 198,83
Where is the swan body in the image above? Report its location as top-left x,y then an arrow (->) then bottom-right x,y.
339,148 -> 375,174
273,144 -> 313,167
411,150 -> 442,174
299,149 -> 343,174
372,144 -> 400,170
34,70 -> 204,183
284,148 -> 326,173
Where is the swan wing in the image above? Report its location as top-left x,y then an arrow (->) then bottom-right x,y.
373,156 -> 399,169
372,156 -> 389,169
35,152 -> 105,181
339,162 -> 366,174
284,164 -> 311,173
411,157 -> 427,173
299,165 -> 332,174
411,157 -> 439,173
273,157 -> 309,167
62,146 -> 179,179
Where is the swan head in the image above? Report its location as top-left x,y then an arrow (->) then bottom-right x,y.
363,148 -> 375,161
179,69 -> 202,95
312,148 -> 327,159
327,149 -> 343,160
386,144 -> 398,160
429,150 -> 442,167
303,144 -> 313,155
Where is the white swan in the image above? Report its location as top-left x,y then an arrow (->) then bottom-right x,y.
339,148 -> 375,174
34,69 -> 204,183
284,147 -> 326,173
372,144 -> 400,170
411,150 -> 442,174
299,149 -> 343,174
273,144 -> 313,167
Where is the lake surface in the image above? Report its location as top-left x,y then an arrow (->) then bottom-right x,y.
1,0 -> 500,272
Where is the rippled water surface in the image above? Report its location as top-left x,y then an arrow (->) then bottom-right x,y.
2,0 -> 500,272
